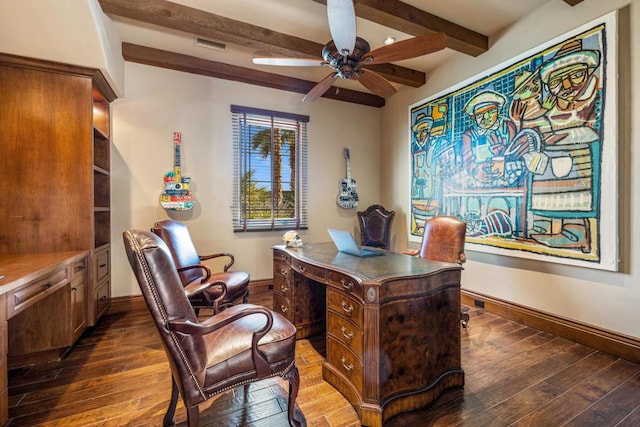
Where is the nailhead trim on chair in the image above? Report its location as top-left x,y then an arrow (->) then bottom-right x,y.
126,230 -> 207,399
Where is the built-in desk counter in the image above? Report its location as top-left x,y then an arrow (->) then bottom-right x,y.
273,242 -> 465,426
0,251 -> 89,425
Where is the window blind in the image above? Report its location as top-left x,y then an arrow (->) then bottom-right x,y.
231,105 -> 309,232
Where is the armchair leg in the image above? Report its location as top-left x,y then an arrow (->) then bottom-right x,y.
163,376 -> 180,426
243,290 -> 249,304
186,405 -> 199,427
284,364 -> 302,427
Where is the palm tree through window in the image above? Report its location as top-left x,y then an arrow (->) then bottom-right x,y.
231,105 -> 309,231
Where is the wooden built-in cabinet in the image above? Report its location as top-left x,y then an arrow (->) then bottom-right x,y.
0,52 -> 117,421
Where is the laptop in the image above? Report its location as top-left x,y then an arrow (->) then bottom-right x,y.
327,229 -> 385,257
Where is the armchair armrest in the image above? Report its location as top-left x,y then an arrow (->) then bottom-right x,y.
199,252 -> 236,272
178,264 -> 229,309
167,306 -> 274,376
402,249 -> 419,256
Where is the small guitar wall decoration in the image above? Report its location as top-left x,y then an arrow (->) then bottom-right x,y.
336,148 -> 359,209
160,132 -> 195,211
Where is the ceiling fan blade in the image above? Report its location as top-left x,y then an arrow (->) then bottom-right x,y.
363,32 -> 447,65
253,57 -> 326,67
358,69 -> 397,98
303,72 -> 339,102
327,0 -> 356,55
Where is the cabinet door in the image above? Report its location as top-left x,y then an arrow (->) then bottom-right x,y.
71,259 -> 88,341
0,64 -> 93,255
71,281 -> 87,341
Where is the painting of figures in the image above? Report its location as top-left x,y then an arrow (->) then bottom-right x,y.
409,12 -> 618,270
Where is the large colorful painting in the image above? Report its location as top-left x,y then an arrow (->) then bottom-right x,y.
409,12 -> 618,271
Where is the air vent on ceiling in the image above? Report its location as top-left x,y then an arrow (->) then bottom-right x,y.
195,37 -> 226,51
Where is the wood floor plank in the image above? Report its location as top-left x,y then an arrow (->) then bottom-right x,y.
7,291 -> 640,427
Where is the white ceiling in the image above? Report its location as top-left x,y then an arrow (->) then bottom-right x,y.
106,0 -> 554,96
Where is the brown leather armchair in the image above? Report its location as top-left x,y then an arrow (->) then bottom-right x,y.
152,219 -> 249,314
357,204 -> 395,249
412,215 -> 467,264
405,216 -> 469,326
123,229 -> 302,427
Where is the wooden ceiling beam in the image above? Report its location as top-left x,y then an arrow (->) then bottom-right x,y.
98,0 -> 424,88
122,43 -> 385,108
312,0 -> 488,57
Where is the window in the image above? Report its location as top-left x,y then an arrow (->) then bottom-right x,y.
231,105 -> 309,232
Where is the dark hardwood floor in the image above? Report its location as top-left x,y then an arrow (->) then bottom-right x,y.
7,289 -> 640,426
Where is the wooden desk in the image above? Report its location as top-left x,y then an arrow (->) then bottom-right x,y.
0,251 -> 89,426
273,243 -> 464,426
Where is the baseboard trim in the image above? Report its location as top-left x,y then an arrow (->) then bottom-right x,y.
108,295 -> 147,315
462,289 -> 640,364
108,279 -> 273,315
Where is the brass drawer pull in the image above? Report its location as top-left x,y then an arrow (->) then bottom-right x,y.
341,301 -> 353,315
341,357 -> 353,372
280,305 -> 288,313
341,326 -> 353,340
340,279 -> 353,291
74,265 -> 85,273
43,282 -> 52,289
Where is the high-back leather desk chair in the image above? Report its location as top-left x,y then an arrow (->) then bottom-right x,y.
357,204 -> 395,249
123,229 -> 302,427
152,219 -> 249,314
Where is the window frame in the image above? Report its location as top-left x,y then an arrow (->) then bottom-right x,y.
231,105 -> 309,232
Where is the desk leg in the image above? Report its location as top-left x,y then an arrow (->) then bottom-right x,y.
0,294 -> 8,426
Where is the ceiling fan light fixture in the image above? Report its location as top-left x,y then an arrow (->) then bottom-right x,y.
383,36 -> 396,45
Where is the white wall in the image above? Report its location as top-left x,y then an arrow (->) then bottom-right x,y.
111,63 -> 382,296
381,0 -> 639,338
0,0 -> 124,95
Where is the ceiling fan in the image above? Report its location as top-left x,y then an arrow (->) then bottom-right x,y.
253,0 -> 447,102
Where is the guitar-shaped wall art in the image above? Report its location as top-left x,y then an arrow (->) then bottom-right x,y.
336,148 -> 359,209
160,132 -> 195,211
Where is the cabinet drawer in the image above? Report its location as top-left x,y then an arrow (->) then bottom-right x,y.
273,276 -> 293,299
9,268 -> 68,317
273,293 -> 292,322
292,260 -> 325,282
327,270 -> 362,299
327,288 -> 363,326
94,248 -> 110,282
327,311 -> 363,357
327,335 -> 363,393
71,258 -> 88,279
95,278 -> 110,319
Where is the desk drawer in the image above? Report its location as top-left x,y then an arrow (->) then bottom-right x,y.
273,293 -> 292,322
9,268 -> 69,317
327,289 -> 363,326
327,311 -> 363,357
273,260 -> 292,282
273,249 -> 290,264
327,270 -> 362,299
327,335 -> 363,393
273,276 -> 293,299
292,260 -> 325,282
